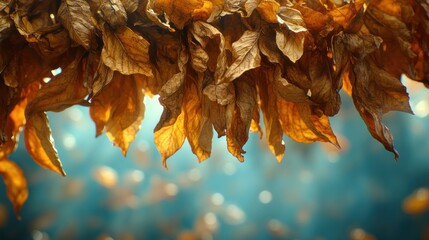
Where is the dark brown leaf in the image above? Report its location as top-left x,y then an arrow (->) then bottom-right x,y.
98,0 -> 127,29
58,0 -> 96,50
351,60 -> 412,159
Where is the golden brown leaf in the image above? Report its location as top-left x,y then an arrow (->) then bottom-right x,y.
90,72 -> 145,155
101,24 -> 153,76
98,0 -> 127,29
89,56 -> 115,96
276,6 -> 307,33
304,51 -> 341,116
154,48 -> 188,166
183,72 -> 212,162
273,65 -> 339,145
275,29 -> 305,63
26,50 -> 88,117
275,7 -> 307,62
24,112 -> 66,176
294,5 -> 331,33
256,67 -> 285,162
147,0 -> 206,29
58,0 -> 96,50
257,0 -> 280,23
120,0 -> 139,13
188,21 -> 227,82
259,24 -> 283,64
202,73 -> 228,137
222,30 -> 261,83
350,59 -> 412,159
328,1 -> 364,29
277,99 -> 338,145
0,159 -> 28,217
226,74 -> 257,161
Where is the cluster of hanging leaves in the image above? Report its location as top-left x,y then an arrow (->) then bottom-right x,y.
1,0 -> 429,215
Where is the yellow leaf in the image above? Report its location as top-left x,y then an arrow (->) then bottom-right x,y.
24,112 -> 66,176
256,67 -> 285,162
183,73 -> 212,162
277,99 -> 339,145
90,72 -> 145,155
101,24 -> 153,76
0,159 -> 28,217
154,111 -> 186,168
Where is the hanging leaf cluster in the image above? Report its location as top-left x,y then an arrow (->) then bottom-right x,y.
1,0 -> 429,215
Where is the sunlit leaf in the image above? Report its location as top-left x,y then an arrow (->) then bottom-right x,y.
154,111 -> 186,168
24,112 -> 66,176
90,72 -> 145,155
183,72 -> 212,162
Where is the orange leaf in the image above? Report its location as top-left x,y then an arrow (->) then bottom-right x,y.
257,0 -> 280,23
90,72 -> 145,155
24,112 -> 66,176
154,111 -> 186,168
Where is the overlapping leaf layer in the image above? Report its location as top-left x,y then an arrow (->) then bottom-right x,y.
1,0 -> 428,214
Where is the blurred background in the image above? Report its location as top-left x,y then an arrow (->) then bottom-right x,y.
1,78 -> 429,240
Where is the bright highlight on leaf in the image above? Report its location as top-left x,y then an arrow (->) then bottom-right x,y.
1,0 -> 429,215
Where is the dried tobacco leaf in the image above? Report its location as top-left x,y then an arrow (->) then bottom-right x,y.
226,74 -> 257,161
256,66 -> 285,162
183,72 -> 212,162
90,72 -> 145,155
101,24 -> 153,76
154,111 -> 186,168
256,0 -> 280,24
24,112 -> 66,176
350,60 -> 413,159
222,30 -> 261,83
275,7 -> 307,63
58,0 -> 96,50
26,50 -> 88,117
98,0 -> 127,29
154,48 -> 188,166
1,0 -> 428,216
